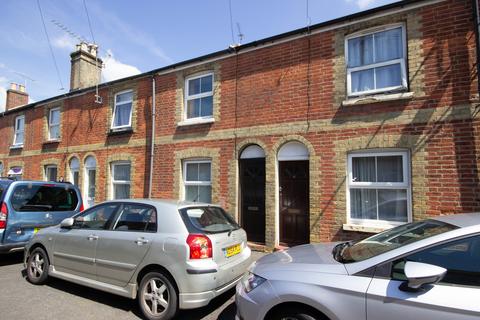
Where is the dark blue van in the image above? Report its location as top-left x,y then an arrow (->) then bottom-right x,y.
0,179 -> 83,253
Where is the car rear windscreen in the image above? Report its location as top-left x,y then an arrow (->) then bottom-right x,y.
11,184 -> 79,212
0,181 -> 11,200
180,206 -> 239,234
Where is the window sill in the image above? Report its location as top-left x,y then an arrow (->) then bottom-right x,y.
177,118 -> 215,127
108,127 -> 133,136
43,139 -> 61,145
9,144 -> 23,150
343,223 -> 397,233
342,92 -> 414,106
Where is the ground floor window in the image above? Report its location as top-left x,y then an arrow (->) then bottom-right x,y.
347,150 -> 410,225
111,161 -> 131,199
44,165 -> 58,182
183,160 -> 211,203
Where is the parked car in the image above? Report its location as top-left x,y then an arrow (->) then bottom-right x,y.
0,179 -> 83,254
236,213 -> 480,320
24,199 -> 251,320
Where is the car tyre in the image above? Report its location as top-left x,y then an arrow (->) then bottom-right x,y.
26,247 -> 49,285
269,305 -> 324,320
138,272 -> 177,320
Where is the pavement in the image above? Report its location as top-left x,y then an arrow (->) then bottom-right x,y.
0,250 -> 267,320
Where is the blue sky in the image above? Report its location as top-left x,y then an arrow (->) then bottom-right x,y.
0,0 -> 397,111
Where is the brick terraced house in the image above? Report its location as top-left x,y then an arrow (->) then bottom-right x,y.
1,0 -> 479,249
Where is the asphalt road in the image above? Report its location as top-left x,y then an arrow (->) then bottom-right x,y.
0,250 -> 266,320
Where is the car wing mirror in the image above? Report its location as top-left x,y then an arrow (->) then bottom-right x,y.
60,217 -> 74,229
402,261 -> 446,291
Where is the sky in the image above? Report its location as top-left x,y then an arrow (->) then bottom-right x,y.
0,0 -> 398,111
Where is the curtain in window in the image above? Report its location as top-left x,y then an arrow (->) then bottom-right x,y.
377,156 -> 403,182
374,28 -> 402,63
114,184 -> 130,199
185,185 -> 212,203
352,157 -> 376,182
348,35 -> 373,67
378,189 -> 407,222
114,164 -> 131,181
114,103 -> 132,127
351,189 -> 377,220
49,125 -> 60,139
88,170 -> 96,198
15,132 -> 24,144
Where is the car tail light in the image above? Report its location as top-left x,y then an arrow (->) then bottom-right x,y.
0,202 -> 8,229
186,234 -> 212,259
79,202 -> 84,212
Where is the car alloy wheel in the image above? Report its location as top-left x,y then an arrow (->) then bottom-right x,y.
26,247 -> 49,285
139,272 -> 177,320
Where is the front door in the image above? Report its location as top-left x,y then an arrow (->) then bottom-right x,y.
240,158 -> 266,244
279,161 -> 309,246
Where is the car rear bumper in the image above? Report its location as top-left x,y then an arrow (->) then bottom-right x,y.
179,246 -> 252,309
0,242 -> 27,254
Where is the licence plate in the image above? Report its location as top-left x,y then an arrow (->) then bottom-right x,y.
225,244 -> 241,258
33,228 -> 41,234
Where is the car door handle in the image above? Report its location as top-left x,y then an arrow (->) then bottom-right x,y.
87,235 -> 99,241
135,238 -> 149,245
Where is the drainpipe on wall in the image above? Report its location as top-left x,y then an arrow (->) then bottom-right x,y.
148,76 -> 156,199
474,0 -> 480,95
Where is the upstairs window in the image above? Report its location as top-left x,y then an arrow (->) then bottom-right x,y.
48,107 -> 61,140
13,115 -> 25,146
347,151 -> 410,225
112,90 -> 133,129
111,161 -> 131,199
185,73 -> 213,120
183,160 -> 212,203
346,24 -> 407,96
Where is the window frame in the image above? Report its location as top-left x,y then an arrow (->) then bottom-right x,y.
184,72 -> 214,121
345,23 -> 408,97
111,90 -> 133,129
48,107 -> 61,140
111,161 -> 131,200
13,115 -> 25,146
44,164 -> 58,182
183,159 -> 212,202
346,150 -> 412,227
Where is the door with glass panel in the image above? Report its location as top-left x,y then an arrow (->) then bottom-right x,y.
84,156 -> 97,208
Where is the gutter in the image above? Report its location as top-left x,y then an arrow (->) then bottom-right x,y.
474,0 -> 480,95
148,76 -> 156,199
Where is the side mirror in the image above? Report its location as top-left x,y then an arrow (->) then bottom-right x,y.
60,217 -> 74,229
403,261 -> 446,290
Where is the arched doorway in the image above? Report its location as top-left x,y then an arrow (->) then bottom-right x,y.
239,145 -> 266,244
278,141 -> 310,246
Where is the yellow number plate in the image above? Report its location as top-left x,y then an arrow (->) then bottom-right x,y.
34,228 -> 40,234
225,244 -> 241,258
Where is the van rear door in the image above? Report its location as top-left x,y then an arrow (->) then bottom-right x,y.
4,183 -> 81,245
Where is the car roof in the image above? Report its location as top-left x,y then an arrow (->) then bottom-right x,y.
102,198 -> 221,210
431,212 -> 480,228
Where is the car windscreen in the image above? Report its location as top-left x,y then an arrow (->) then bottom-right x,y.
338,220 -> 458,263
11,184 -> 79,212
180,206 -> 239,234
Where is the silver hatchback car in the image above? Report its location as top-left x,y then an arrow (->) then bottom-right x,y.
24,199 -> 251,320
236,213 -> 480,320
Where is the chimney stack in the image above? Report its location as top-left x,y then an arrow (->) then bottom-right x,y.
70,42 -> 102,91
6,83 -> 29,111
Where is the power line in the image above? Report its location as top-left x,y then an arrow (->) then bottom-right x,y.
36,0 -> 64,90
83,0 -> 96,44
